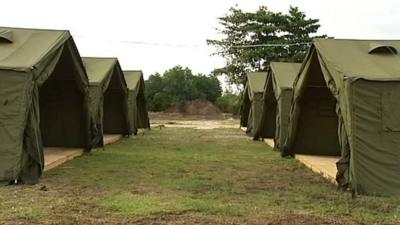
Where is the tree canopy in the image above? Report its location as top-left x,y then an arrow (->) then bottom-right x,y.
215,91 -> 241,114
208,6 -> 325,86
145,66 -> 222,112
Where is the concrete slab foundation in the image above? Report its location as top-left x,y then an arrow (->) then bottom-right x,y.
296,154 -> 339,184
44,134 -> 123,171
44,147 -> 84,171
103,134 -> 123,145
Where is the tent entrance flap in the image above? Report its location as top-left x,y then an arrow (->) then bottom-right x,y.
263,102 -> 276,138
135,84 -> 150,129
103,70 -> 127,134
292,56 -> 341,156
351,80 -> 400,194
240,86 -> 251,127
39,45 -> 86,148
262,76 -> 277,138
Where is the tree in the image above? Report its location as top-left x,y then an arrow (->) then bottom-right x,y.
145,66 -> 222,112
282,7 -> 325,62
208,6 -> 325,87
162,66 -> 198,102
216,91 -> 241,114
145,73 -> 169,111
192,75 -> 221,102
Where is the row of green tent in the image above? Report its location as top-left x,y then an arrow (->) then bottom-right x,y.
241,38 -> 400,196
0,27 -> 150,184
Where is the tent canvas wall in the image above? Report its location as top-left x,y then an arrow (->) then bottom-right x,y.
284,38 -> 400,195
255,62 -> 301,151
240,72 -> 268,137
0,27 -> 91,184
82,57 -> 130,147
123,71 -> 150,134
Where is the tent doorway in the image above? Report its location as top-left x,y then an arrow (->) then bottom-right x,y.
292,56 -> 341,156
262,76 -> 277,139
135,85 -> 150,129
39,46 -> 87,148
103,72 -> 127,134
240,91 -> 251,128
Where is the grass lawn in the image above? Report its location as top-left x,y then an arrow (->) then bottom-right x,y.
1,127 -> 399,224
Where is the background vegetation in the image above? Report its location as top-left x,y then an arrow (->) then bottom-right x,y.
215,91 -> 241,114
145,6 -> 326,113
145,66 -> 241,113
208,6 -> 326,86
145,66 -> 222,112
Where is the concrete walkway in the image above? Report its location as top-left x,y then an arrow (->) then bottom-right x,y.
260,138 -> 338,184
103,134 -> 123,145
296,154 -> 339,184
263,138 -> 275,148
44,134 -> 123,171
44,147 -> 84,171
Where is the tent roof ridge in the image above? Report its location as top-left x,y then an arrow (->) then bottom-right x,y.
123,70 -> 144,90
269,62 -> 301,89
82,56 -> 118,60
0,28 -> 71,72
313,39 -> 400,80
246,71 -> 268,93
82,57 -> 118,84
0,26 -> 69,33
30,30 -> 70,70
124,70 -> 143,72
314,38 -> 400,42
314,44 -> 349,80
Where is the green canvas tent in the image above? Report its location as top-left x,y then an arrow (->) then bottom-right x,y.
0,27 -> 91,184
240,72 -> 268,137
254,62 -> 301,151
123,71 -> 150,134
82,57 -> 130,147
284,38 -> 400,195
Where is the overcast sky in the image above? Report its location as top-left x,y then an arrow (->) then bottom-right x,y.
2,0 -> 399,79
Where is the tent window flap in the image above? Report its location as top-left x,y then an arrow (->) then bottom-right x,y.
382,86 -> 400,131
368,43 -> 398,54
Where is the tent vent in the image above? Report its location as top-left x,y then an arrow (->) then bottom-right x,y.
0,29 -> 13,43
368,43 -> 398,54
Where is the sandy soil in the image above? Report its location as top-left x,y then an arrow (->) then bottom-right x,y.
150,112 -> 240,130
151,119 -> 239,130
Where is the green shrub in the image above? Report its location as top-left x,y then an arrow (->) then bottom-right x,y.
216,92 -> 241,114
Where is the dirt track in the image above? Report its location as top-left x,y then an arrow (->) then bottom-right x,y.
151,119 -> 239,130
150,112 -> 239,130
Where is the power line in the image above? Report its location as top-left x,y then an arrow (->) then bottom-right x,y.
75,35 -> 204,48
230,42 -> 311,48
74,35 -> 311,49
118,40 -> 203,48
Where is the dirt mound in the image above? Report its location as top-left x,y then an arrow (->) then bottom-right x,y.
164,99 -> 223,115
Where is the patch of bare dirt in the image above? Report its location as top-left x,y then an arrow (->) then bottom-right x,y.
1,213 -> 363,225
36,211 -> 359,225
164,99 -> 223,116
130,212 -> 236,225
126,212 -> 363,225
151,120 -> 238,130
150,112 -> 237,121
261,212 -> 364,225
